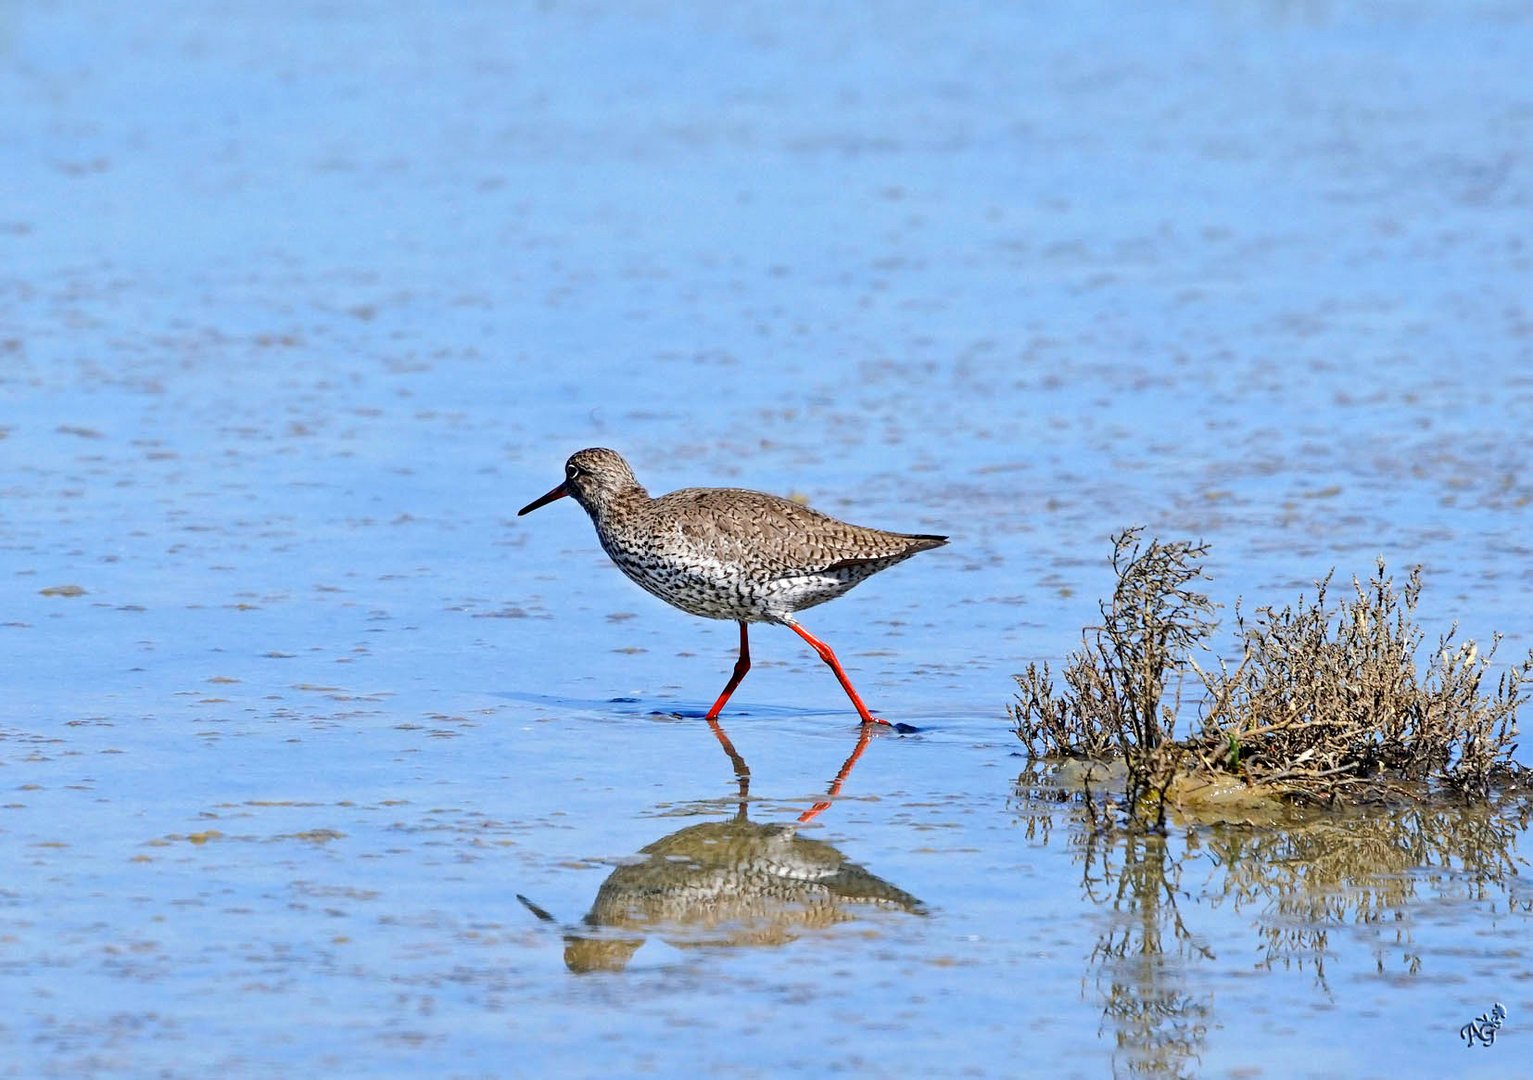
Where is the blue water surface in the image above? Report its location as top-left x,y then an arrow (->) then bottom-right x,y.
4,2 -> 1532,1077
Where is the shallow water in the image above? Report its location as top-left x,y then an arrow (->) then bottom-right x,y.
5,1 -> 1533,1076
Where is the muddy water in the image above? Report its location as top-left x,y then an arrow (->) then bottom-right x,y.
5,2 -> 1532,1077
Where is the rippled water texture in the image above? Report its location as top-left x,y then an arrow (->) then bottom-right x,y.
4,2 -> 1532,1077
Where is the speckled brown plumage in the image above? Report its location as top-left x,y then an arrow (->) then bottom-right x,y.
559,818 -> 926,972
518,447 -> 948,725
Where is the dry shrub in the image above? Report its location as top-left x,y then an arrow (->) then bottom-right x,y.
1196,559 -> 1528,800
1010,528 -> 1215,829
1011,533 -> 1529,820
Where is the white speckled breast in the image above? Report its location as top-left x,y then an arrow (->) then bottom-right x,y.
601,532 -> 862,622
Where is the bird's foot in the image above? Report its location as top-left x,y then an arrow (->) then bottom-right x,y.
864,717 -> 922,734
865,716 -> 924,733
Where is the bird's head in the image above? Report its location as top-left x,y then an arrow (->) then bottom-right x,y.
518,447 -> 643,517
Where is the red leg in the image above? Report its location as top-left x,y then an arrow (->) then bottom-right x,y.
706,718 -> 751,809
708,716 -> 751,784
703,622 -> 751,721
798,724 -> 873,823
784,619 -> 892,727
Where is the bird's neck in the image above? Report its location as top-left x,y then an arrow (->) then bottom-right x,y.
584,483 -> 650,526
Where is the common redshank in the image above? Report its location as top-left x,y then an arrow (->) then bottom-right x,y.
517,448 -> 947,726
529,810 -> 925,972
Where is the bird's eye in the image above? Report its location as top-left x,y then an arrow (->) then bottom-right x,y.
566,464 -> 582,479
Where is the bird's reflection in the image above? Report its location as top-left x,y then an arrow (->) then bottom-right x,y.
524,722 -> 924,973
704,716 -> 870,825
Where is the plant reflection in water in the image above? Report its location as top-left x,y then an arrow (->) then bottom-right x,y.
1013,765 -> 1531,1077
521,723 -> 925,973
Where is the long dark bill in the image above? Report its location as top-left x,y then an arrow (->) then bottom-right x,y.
517,482 -> 569,516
